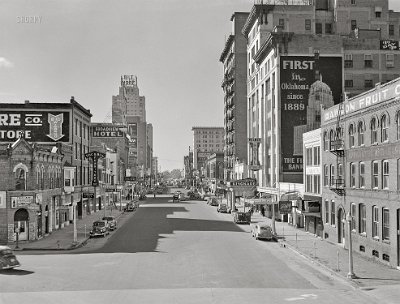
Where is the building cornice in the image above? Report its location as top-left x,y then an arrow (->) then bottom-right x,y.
242,4 -> 274,38
219,35 -> 234,63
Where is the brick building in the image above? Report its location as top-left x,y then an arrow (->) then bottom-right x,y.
321,77 -> 400,268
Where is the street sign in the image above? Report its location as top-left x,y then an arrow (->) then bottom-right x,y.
279,201 -> 292,214
105,188 -> 115,192
229,178 -> 257,187
84,151 -> 106,159
84,151 -> 106,186
83,193 -> 94,198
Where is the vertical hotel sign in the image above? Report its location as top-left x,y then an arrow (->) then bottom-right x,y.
85,151 -> 105,186
279,56 -> 342,175
0,110 -> 70,143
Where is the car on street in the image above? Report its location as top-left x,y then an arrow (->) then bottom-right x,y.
233,211 -> 251,224
251,224 -> 274,240
102,216 -> 117,231
208,197 -> 219,206
217,203 -> 228,213
125,201 -> 136,212
156,188 -> 164,194
90,220 -> 110,237
0,246 -> 20,270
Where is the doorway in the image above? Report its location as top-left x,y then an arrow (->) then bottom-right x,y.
14,208 -> 29,241
338,208 -> 345,244
45,205 -> 49,234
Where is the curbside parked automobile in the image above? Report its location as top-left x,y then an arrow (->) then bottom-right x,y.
217,203 -> 228,213
0,246 -> 20,270
251,224 -> 274,240
102,216 -> 117,231
90,220 -> 110,237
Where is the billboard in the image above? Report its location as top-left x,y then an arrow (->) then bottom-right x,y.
280,56 -> 342,174
0,111 -> 70,143
92,125 -> 124,138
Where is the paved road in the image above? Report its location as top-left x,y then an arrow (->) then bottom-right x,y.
0,195 -> 378,304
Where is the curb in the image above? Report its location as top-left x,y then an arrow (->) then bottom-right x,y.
278,237 -> 360,290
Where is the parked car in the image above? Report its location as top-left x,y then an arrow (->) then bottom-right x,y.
125,201 -> 136,212
102,216 -> 117,231
147,188 -> 154,194
233,211 -> 251,224
209,197 -> 219,206
0,246 -> 20,270
172,192 -> 180,202
90,220 -> 109,237
251,224 -> 274,240
217,203 -> 228,213
156,188 -> 164,194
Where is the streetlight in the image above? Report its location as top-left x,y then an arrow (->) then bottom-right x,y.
271,182 -> 280,235
346,212 -> 356,279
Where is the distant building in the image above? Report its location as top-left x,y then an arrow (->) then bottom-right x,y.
192,127 -> 224,174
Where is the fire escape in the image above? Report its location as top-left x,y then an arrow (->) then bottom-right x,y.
329,102 -> 345,196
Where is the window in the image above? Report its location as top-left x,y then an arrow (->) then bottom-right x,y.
324,165 -> 329,186
314,175 -> 320,194
344,54 -> 353,68
359,162 -> 365,188
386,54 -> 394,68
382,160 -> 389,189
329,129 -> 335,150
375,11 -> 381,18
306,148 -> 312,166
313,146 -> 320,165
345,79 -> 353,87
365,79 -> 373,88
325,23 -> 332,34
279,19 -> 284,28
389,24 -> 394,36
350,203 -> 356,231
371,118 -> 378,144
349,124 -> 355,147
306,175 -> 312,192
381,115 -> 388,142
305,19 -> 311,30
351,0 -> 356,4
351,20 -> 357,30
372,161 -> 379,189
358,121 -> 365,146
15,168 -> 26,191
372,206 -> 379,238
325,200 -> 329,224
364,54 -> 373,68
383,208 -> 390,240
324,132 -> 329,151
338,163 -> 343,185
331,201 -> 336,226
330,164 -> 335,186
316,23 -> 322,34
350,163 -> 356,188
359,204 -> 366,234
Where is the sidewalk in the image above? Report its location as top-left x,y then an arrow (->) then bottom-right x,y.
10,200 -> 133,251
250,212 -> 400,289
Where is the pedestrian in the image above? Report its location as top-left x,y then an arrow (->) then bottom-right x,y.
260,205 -> 265,217
154,192 -> 156,198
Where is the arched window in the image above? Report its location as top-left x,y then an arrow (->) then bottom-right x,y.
15,168 -> 26,190
371,117 -> 378,144
349,124 -> 355,147
381,114 -> 388,142
358,121 -> 364,146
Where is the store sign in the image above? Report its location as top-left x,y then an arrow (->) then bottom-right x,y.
279,201 -> 292,214
92,126 -> 124,138
323,77 -> 400,123
83,193 -> 94,198
85,151 -> 105,186
11,196 -> 34,208
125,176 -> 136,181
0,111 -> 70,143
280,56 -> 342,174
229,178 -> 257,187
380,40 -> 400,50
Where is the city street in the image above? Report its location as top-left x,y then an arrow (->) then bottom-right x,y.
0,194 -> 378,304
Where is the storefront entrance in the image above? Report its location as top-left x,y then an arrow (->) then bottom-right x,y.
14,208 -> 29,241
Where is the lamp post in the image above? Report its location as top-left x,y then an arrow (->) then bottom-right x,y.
346,212 -> 356,279
272,182 -> 280,235
73,201 -> 77,244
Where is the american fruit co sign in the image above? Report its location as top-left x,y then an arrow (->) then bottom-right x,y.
0,111 -> 70,143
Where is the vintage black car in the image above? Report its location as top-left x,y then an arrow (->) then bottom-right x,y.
233,211 -> 251,224
90,220 -> 110,237
0,246 -> 21,270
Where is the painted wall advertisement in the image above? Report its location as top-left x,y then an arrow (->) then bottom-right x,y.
280,56 -> 342,174
0,110 -> 70,143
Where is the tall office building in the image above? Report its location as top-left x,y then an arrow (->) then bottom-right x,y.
192,127 -> 224,173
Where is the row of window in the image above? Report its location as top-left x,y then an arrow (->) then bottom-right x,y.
74,119 -> 89,139
323,113 -> 399,150
325,201 -> 390,240
305,146 -> 321,166
344,54 -> 395,69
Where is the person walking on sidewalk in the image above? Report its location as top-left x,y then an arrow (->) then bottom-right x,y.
260,205 -> 265,217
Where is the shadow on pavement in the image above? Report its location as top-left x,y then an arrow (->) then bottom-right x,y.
0,269 -> 34,276
85,204 -> 245,254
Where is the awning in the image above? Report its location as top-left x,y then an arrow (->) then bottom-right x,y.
303,212 -> 321,218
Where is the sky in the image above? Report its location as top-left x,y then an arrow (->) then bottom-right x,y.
1,0 -> 400,171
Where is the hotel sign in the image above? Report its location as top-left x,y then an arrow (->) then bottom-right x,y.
0,111 -> 70,143
92,126 -> 124,138
323,78 -> 400,123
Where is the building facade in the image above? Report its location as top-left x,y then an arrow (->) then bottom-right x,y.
220,12 -> 249,182
321,77 -> 400,268
192,127 -> 224,174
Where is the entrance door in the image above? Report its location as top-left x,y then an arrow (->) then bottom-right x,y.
45,205 -> 49,234
338,208 -> 345,244
14,208 -> 29,241
37,205 -> 42,237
